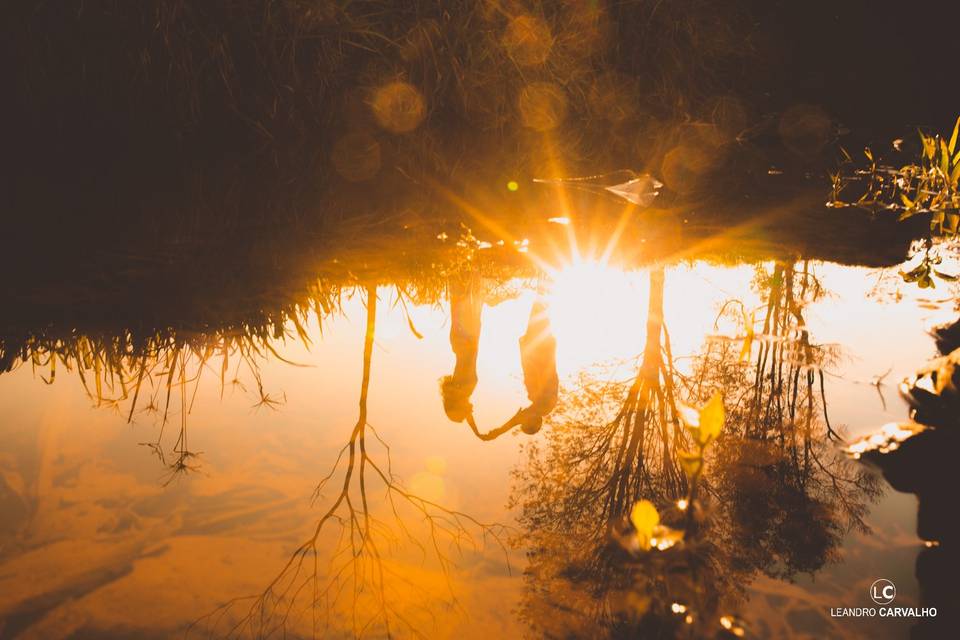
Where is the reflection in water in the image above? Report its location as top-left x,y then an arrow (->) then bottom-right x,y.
0,281 -> 339,483
441,273 -> 483,426
509,298 -> 559,435
512,262 -> 881,638
467,296 -> 559,441
0,240 -> 945,638
440,267 -> 559,441
193,286 -> 510,638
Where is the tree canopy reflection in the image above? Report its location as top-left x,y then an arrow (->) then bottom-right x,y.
192,285 -> 511,639
0,250 -> 898,638
511,261 -> 881,639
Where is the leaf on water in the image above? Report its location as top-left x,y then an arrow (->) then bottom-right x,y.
697,392 -> 724,445
630,500 -> 659,549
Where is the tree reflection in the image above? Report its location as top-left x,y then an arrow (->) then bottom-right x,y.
512,262 -> 881,638
193,286 -> 510,639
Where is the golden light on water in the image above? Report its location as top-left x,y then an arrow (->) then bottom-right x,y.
544,259 -> 645,368
529,255 -> 761,376
4,230 -> 953,637
5,2 -> 957,636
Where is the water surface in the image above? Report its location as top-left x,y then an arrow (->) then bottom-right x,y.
1,235 -> 957,639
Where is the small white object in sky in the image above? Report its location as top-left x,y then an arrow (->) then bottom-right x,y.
534,170 -> 663,207
604,175 -> 663,207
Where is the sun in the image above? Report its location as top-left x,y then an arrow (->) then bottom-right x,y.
543,259 -> 648,373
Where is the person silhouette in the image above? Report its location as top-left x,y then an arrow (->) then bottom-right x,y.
513,299 -> 559,433
439,274 -> 482,425
468,297 -> 559,440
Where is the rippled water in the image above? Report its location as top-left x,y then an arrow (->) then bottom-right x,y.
1,241 -> 957,638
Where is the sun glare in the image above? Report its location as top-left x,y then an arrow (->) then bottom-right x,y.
544,260 -> 647,372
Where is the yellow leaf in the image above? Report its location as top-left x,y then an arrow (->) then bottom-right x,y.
949,115 -> 960,155
630,500 -> 659,549
697,392 -> 724,445
945,214 -> 959,235
920,131 -> 936,160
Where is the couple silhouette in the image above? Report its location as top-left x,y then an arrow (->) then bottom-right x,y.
440,274 -> 558,440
